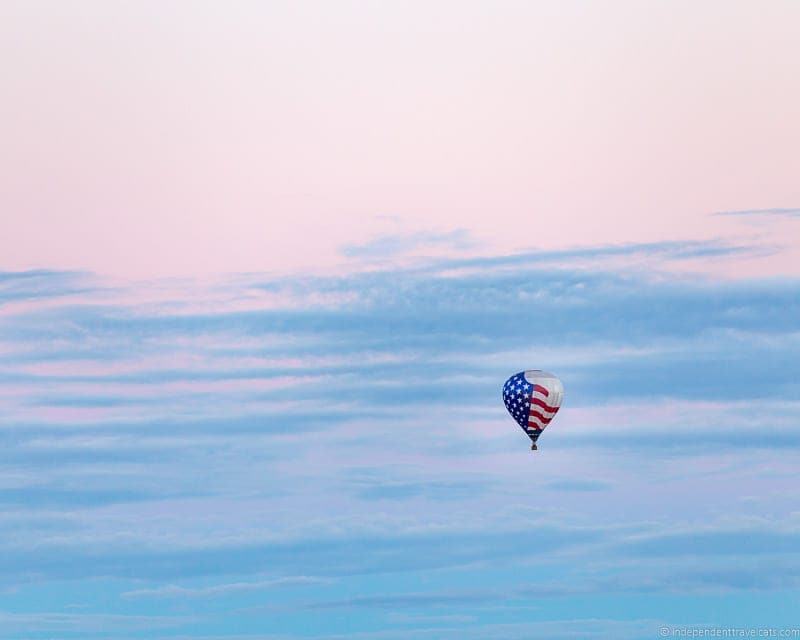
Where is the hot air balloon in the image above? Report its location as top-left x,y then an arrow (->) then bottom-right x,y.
502,370 -> 564,450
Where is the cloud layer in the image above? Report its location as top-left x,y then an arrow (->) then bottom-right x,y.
1,241 -> 798,638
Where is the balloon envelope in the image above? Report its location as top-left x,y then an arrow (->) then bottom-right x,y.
502,370 -> 564,447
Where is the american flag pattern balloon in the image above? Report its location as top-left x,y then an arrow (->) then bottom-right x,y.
502,370 -> 564,447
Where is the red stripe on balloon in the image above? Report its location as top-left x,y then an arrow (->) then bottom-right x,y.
529,410 -> 553,425
531,397 -> 559,413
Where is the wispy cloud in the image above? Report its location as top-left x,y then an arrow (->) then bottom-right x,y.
123,576 -> 330,599
0,611 -> 190,634
714,207 -> 800,218
0,269 -> 95,305
341,229 -> 476,259
0,241 -> 797,637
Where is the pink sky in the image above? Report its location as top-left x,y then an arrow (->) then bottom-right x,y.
2,0 -> 799,277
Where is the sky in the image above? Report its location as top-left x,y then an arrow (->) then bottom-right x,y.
1,1 -> 799,639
